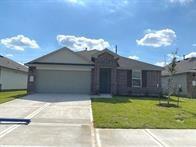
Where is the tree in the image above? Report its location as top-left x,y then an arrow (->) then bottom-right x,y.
167,49 -> 178,105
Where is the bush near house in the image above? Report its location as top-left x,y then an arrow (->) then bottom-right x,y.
92,96 -> 196,129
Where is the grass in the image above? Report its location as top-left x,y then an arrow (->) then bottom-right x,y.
0,90 -> 27,104
92,96 -> 196,129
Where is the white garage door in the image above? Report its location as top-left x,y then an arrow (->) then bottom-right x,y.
35,70 -> 91,94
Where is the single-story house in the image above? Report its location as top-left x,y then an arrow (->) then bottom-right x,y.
162,57 -> 196,98
0,55 -> 28,91
26,47 -> 163,96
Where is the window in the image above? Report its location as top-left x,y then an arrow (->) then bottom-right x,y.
132,70 -> 142,87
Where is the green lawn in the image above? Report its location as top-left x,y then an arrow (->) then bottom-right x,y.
0,90 -> 27,104
92,96 -> 196,129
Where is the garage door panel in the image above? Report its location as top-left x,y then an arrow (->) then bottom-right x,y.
35,70 -> 91,94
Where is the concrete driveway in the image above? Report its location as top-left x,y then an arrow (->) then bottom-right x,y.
1,94 -> 196,147
0,94 -> 95,147
96,129 -> 196,147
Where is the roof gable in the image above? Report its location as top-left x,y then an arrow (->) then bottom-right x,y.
92,48 -> 119,59
27,47 -> 93,65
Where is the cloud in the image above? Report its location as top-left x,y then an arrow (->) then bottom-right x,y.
192,44 -> 196,47
185,52 -> 196,58
136,29 -> 176,48
169,0 -> 193,5
167,53 -> 183,60
5,54 -> 14,57
104,0 -> 129,13
56,35 -> 110,51
0,35 -> 39,51
155,61 -> 167,67
63,0 -> 129,12
128,55 -> 139,60
65,0 -> 86,6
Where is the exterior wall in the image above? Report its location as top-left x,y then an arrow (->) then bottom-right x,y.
116,70 -> 127,95
117,69 -> 161,96
161,74 -> 188,97
162,73 -> 196,98
0,67 -> 27,90
27,65 -> 92,94
187,72 -> 196,98
91,52 -> 162,96
91,52 -> 118,95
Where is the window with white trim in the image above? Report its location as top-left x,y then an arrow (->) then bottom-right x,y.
132,70 -> 142,88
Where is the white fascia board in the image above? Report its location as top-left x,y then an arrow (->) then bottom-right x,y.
35,64 -> 93,71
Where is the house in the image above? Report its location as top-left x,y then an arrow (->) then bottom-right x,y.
162,57 -> 196,98
26,47 -> 163,96
0,55 -> 28,91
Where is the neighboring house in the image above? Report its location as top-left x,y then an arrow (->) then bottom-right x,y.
0,55 -> 28,91
162,57 -> 196,98
26,47 -> 163,96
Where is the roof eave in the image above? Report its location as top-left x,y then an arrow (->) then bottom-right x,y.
25,62 -> 95,67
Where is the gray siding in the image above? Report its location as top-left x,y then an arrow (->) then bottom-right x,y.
35,69 -> 91,94
0,67 -> 27,90
187,72 -> 196,98
161,74 -> 188,96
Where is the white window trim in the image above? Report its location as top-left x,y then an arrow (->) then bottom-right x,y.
132,70 -> 142,88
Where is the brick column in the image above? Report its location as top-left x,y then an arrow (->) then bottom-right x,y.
95,65 -> 100,94
111,68 -> 117,95
27,66 -> 36,94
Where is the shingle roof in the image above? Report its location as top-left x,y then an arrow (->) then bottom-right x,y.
117,56 -> 163,70
26,47 -> 163,71
162,57 -> 196,76
77,49 -> 163,71
27,47 -> 93,65
0,55 -> 28,72
78,49 -> 99,61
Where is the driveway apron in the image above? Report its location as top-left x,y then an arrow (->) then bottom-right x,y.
0,94 -> 95,147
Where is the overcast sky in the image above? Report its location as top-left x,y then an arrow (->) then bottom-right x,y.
0,0 -> 196,66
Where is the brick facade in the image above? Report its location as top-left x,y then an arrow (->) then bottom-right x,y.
91,52 -> 162,96
91,52 -> 118,95
116,70 -> 161,96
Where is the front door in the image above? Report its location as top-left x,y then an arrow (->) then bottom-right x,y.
99,68 -> 111,93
